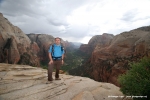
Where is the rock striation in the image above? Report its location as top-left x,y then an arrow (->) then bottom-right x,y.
0,63 -> 126,100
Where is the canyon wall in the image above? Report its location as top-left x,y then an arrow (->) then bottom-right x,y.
80,26 -> 150,86
0,13 -> 40,66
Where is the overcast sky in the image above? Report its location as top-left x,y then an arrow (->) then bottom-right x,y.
0,0 -> 150,44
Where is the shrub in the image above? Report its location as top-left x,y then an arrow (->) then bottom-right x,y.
118,57 -> 150,100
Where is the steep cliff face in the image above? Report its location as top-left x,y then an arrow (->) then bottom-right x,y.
85,26 -> 150,86
79,33 -> 114,54
0,13 -> 40,66
27,34 -> 54,62
79,44 -> 92,54
0,63 -> 124,100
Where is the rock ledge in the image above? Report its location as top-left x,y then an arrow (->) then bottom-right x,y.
0,63 -> 125,100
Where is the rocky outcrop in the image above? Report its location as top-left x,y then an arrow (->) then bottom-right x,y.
0,63 -> 126,100
79,44 -> 91,54
84,26 -> 150,86
79,33 -> 114,54
88,33 -> 114,48
0,13 -> 40,66
27,33 -> 54,62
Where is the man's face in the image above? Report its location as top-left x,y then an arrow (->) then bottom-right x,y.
55,38 -> 61,45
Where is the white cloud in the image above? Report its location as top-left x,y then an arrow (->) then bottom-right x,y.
0,0 -> 150,44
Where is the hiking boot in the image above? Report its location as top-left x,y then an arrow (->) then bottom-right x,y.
48,78 -> 53,81
46,78 -> 53,84
55,78 -> 61,80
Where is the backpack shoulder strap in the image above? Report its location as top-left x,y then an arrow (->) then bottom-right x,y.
52,44 -> 54,51
60,44 -> 66,54
51,44 -> 55,56
60,43 -> 64,51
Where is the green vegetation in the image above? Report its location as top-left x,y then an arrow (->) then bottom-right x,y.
40,61 -> 48,69
18,52 -> 31,65
118,57 -> 150,100
61,49 -> 90,73
40,48 -> 90,73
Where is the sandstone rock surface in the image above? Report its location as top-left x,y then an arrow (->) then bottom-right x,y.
0,13 -> 40,66
0,63 -> 126,100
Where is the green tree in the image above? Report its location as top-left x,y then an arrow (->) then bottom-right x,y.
118,57 -> 150,100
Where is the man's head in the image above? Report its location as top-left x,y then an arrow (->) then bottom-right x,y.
55,37 -> 61,45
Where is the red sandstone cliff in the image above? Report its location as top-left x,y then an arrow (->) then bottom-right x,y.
81,26 -> 150,86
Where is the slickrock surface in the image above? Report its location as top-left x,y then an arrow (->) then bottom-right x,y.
0,63 -> 126,100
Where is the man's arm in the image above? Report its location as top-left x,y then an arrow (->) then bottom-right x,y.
61,48 -> 65,64
49,53 -> 53,61
61,48 -> 65,60
48,46 -> 53,64
61,54 -> 64,64
61,54 -> 64,60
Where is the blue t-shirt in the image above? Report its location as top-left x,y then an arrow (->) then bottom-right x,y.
48,44 -> 64,57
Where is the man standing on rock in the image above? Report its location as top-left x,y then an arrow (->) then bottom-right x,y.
47,37 -> 65,82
